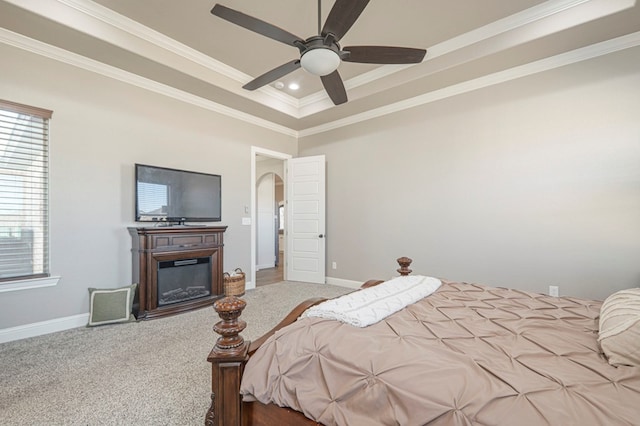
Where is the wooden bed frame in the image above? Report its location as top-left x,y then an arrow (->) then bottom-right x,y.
204,257 -> 414,426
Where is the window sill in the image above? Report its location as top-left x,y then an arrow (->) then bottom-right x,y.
0,276 -> 61,293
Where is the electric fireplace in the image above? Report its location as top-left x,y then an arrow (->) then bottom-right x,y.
157,257 -> 211,306
129,226 -> 227,320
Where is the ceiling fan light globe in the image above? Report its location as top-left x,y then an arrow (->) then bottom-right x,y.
300,48 -> 341,76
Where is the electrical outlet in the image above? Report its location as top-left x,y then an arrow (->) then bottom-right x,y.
332,261 -> 337,270
549,285 -> 559,297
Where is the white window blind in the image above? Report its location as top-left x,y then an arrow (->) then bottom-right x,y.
0,100 -> 52,282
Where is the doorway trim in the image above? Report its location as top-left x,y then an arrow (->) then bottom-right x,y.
250,146 -> 292,290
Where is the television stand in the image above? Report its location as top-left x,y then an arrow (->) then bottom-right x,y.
128,225 -> 227,320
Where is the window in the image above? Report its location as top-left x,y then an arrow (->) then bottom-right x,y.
0,100 -> 52,282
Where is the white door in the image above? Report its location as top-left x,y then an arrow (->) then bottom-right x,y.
286,155 -> 326,284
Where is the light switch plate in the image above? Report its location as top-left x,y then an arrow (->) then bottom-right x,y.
241,217 -> 251,225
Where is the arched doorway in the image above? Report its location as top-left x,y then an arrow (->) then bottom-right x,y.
255,166 -> 284,286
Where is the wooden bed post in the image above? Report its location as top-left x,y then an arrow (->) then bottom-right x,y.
206,296 -> 249,426
396,256 -> 412,276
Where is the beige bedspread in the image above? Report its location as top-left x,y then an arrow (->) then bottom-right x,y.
240,281 -> 640,425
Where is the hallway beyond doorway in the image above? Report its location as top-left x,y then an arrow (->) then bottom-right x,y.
256,252 -> 283,286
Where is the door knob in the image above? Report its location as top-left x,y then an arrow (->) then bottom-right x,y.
319,234 -> 324,238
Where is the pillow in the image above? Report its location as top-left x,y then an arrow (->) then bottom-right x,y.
88,284 -> 137,327
598,288 -> 640,367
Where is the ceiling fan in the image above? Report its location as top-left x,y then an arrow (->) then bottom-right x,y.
211,0 -> 427,105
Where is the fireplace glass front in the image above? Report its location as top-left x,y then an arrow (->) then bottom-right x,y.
157,257 -> 211,306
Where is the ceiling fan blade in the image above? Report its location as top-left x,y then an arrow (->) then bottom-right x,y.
322,0 -> 370,42
242,60 -> 301,91
211,4 -> 303,47
320,71 -> 348,105
342,46 -> 427,64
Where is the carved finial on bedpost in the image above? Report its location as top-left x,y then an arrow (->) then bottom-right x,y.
397,257 -> 413,276
207,296 -> 250,426
212,296 -> 247,355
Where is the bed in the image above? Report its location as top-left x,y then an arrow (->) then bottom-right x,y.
205,257 -> 640,425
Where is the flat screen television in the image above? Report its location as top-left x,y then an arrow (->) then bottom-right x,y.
135,163 -> 221,224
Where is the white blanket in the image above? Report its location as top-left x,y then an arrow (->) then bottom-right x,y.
301,275 -> 442,327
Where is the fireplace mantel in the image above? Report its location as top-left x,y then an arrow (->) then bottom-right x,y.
128,226 -> 227,320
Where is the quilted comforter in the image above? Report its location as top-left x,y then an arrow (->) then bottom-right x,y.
240,281 -> 640,425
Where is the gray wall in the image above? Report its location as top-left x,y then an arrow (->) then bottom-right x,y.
0,43 -> 296,329
300,47 -> 640,301
1,37 -> 638,332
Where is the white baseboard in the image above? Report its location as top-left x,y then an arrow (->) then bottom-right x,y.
0,313 -> 89,344
245,280 -> 255,291
325,277 -> 362,289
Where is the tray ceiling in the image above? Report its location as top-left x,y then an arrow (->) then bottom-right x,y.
0,0 -> 638,136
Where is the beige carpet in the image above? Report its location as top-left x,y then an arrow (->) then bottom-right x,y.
0,281 -> 350,426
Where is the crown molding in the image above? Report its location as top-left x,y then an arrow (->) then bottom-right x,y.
2,2 -> 638,139
296,0 -> 635,110
56,0 -> 303,111
298,31 -> 640,137
57,0 -> 247,82
13,0 -> 630,118
0,28 -> 298,137
3,0 -> 302,116
3,27 -> 638,139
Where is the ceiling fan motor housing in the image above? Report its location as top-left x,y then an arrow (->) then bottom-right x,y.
299,36 -> 342,76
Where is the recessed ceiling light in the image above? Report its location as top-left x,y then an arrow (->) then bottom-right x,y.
274,81 -> 284,89
288,83 -> 300,91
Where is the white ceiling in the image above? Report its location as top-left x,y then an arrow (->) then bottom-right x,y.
1,0 -> 639,136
